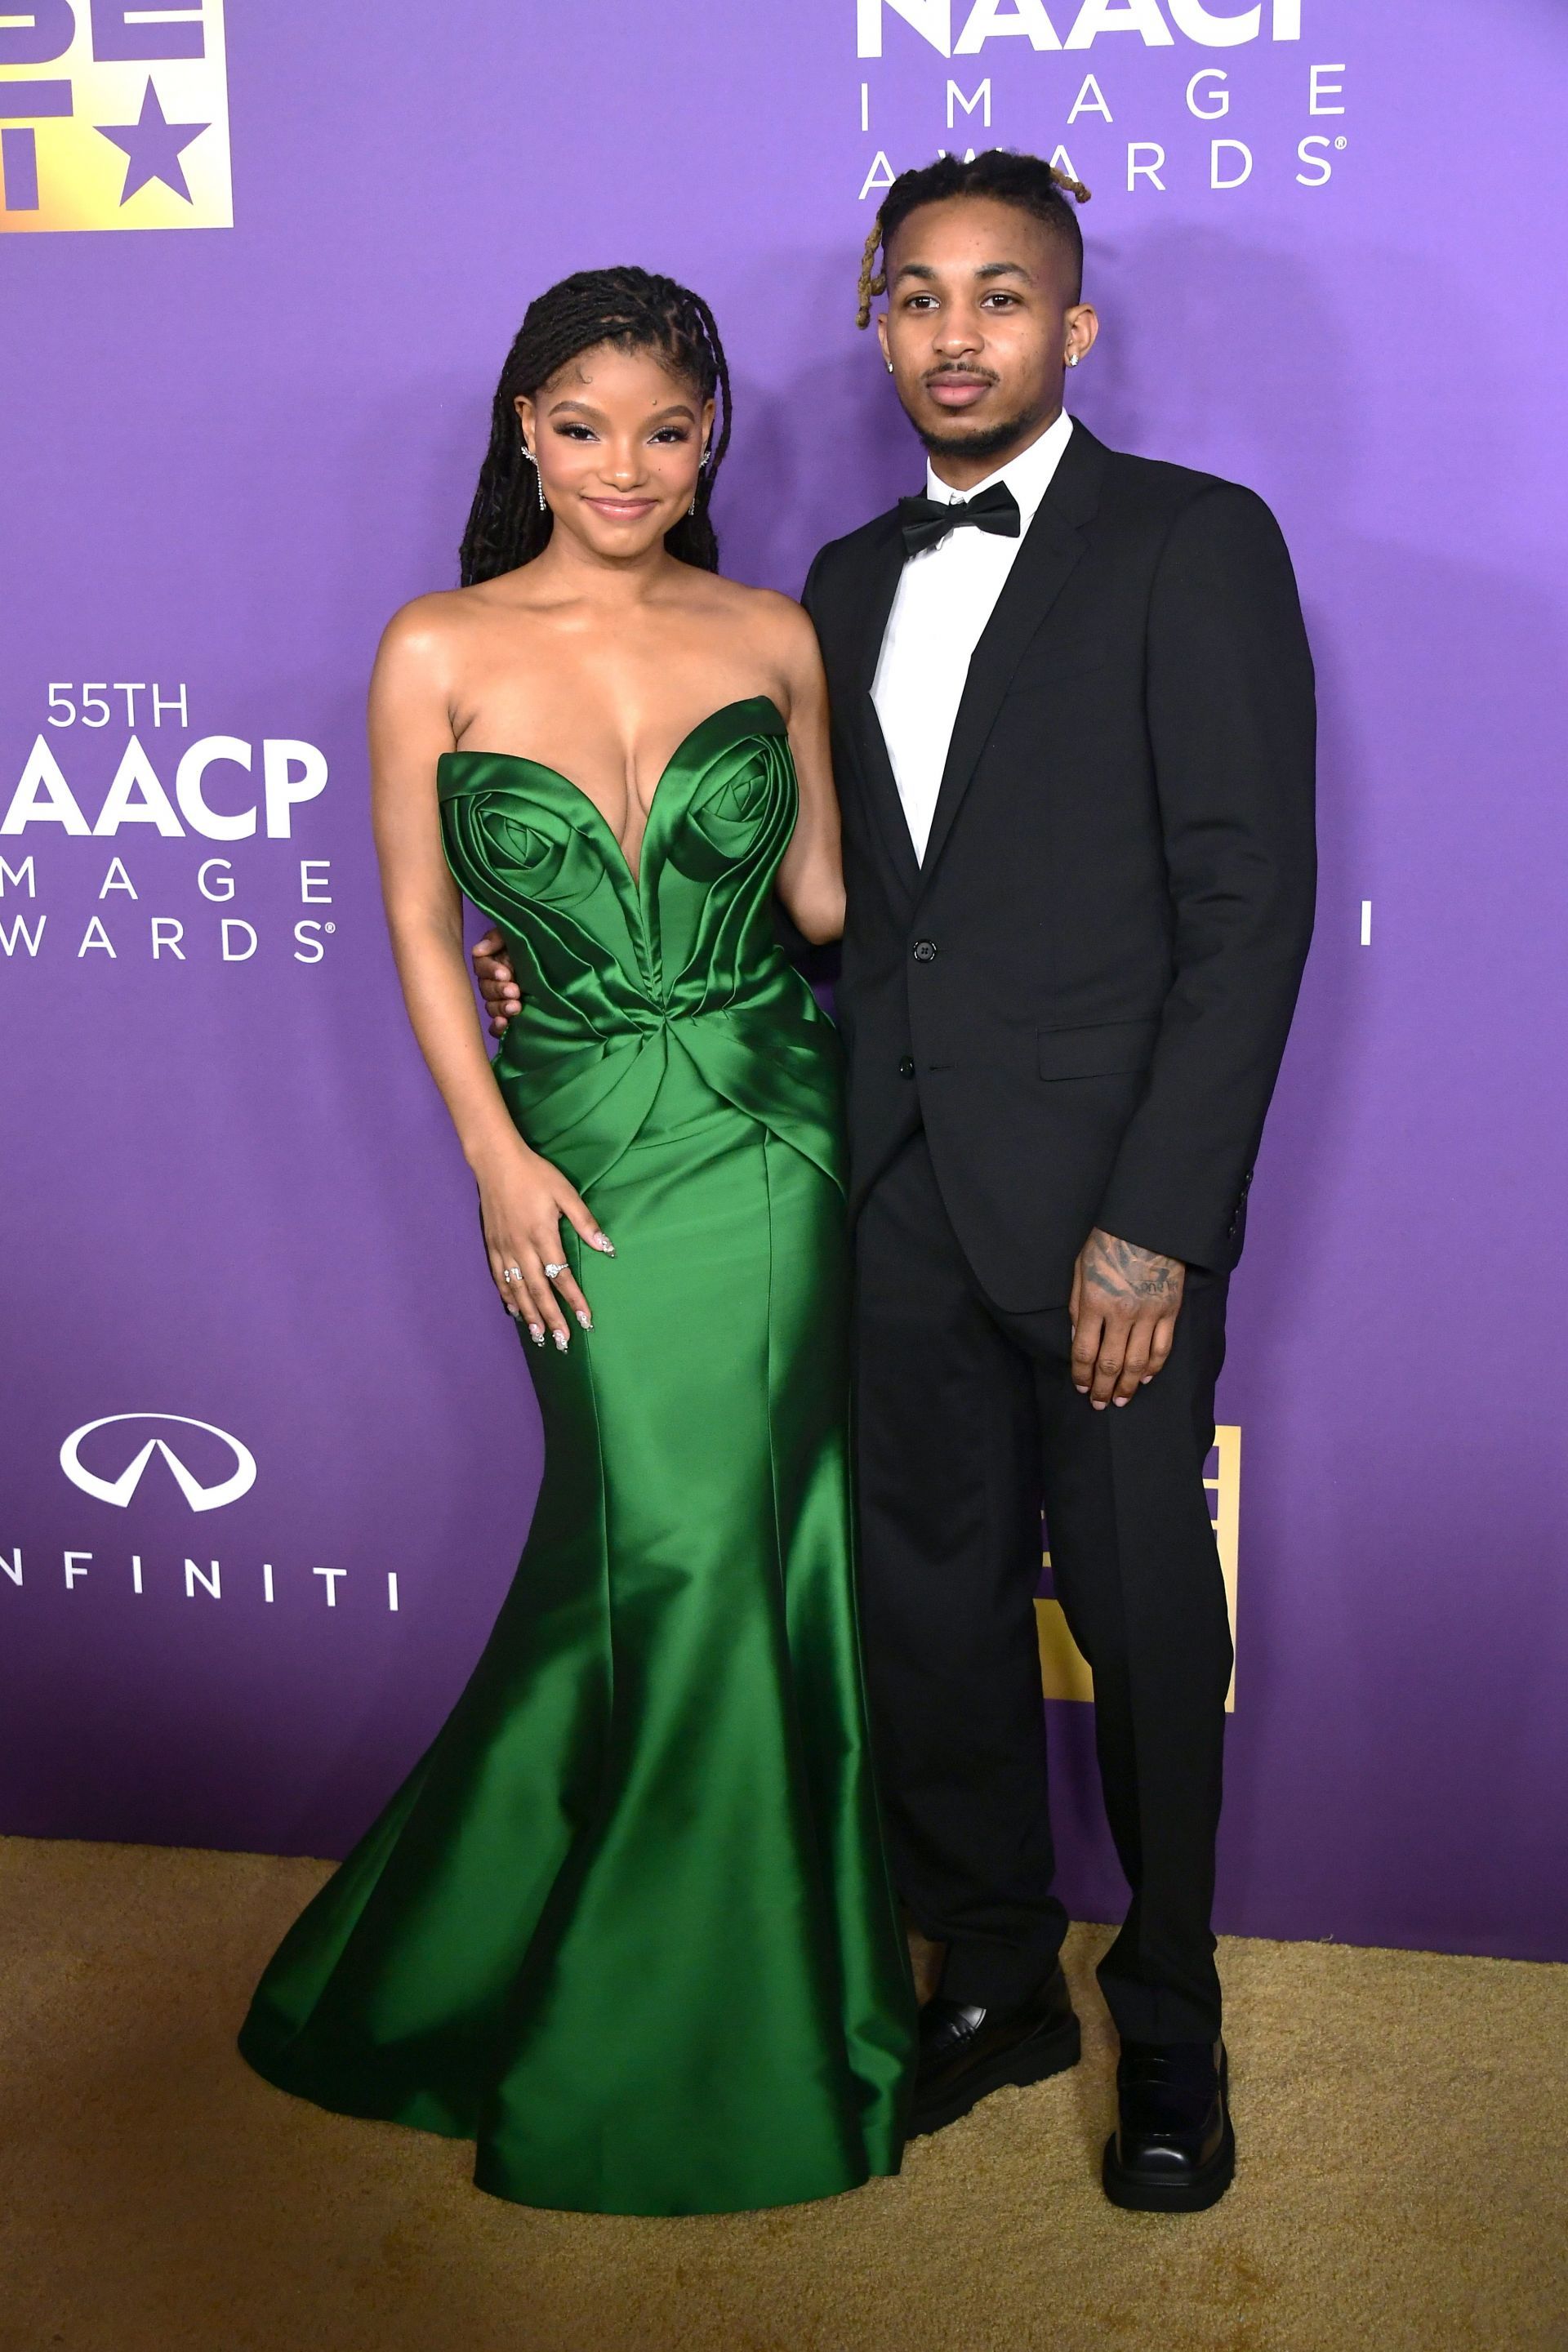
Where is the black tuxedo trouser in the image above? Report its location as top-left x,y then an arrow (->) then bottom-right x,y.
853,1125 -> 1232,2045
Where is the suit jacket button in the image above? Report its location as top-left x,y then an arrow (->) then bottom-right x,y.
912,938 -> 938,963
898,1056 -> 915,1079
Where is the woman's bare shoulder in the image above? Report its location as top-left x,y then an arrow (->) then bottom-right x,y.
376,581 -> 544,703
376,584 -> 488,666
702,573 -> 816,654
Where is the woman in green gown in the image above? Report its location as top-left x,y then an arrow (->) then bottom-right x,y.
238,268 -> 915,2214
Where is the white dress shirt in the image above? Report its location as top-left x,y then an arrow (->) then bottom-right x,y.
871,408 -> 1075,862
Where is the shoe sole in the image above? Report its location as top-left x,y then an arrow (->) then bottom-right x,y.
1101,2116 -> 1236,2212
908,2011 -> 1082,2139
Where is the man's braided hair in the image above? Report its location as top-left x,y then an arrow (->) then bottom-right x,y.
460,265 -> 733,585
856,148 -> 1091,331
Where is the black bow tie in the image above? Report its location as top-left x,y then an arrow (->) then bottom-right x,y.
898,481 -> 1022,558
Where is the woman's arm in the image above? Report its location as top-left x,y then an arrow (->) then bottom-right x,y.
368,603 -> 609,1349
369,604 -> 519,1171
768,598 -> 846,947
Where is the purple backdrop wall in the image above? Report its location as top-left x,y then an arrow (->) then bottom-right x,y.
3,0 -> 1565,1963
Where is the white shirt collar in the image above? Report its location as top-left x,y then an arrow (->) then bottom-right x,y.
925,407 -> 1074,528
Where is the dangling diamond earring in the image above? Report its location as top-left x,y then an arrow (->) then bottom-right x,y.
689,443 -> 710,519
521,434 -> 546,511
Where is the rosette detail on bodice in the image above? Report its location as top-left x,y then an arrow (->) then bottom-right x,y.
438,697 -> 844,1195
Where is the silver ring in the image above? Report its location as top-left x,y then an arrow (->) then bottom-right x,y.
543,1263 -> 568,1281
501,1266 -> 522,1283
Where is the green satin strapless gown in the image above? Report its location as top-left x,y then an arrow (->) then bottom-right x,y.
238,697 -> 915,2215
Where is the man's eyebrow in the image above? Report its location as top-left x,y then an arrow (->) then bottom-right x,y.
891,258 -> 1035,285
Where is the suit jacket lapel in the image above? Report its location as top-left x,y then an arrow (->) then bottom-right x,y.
844,519 -> 920,904
916,421 -> 1107,892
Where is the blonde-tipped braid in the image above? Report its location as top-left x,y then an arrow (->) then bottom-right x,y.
856,216 -> 886,332
855,154 -> 1092,329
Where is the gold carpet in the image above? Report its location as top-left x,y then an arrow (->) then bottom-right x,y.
2,1837 -> 1564,2352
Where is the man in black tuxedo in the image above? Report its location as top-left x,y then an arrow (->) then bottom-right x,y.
809,146 -> 1314,2211
474,146 -> 1314,2212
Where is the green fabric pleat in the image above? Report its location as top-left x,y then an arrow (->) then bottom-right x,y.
238,698 -> 915,2214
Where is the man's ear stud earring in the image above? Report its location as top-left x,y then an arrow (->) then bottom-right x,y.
887,358 -> 894,374
1067,351 -> 1080,367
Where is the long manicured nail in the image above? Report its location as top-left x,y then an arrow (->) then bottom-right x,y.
528,1324 -> 545,1346
553,1330 -> 569,1352
575,1310 -> 593,1330
591,1232 -> 615,1255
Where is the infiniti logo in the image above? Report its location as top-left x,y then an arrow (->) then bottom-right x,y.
59,1414 -> 257,1513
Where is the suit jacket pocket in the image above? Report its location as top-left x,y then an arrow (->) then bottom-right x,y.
1036,1017 -> 1159,1081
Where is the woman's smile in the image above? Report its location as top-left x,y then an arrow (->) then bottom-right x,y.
581,492 -> 662,519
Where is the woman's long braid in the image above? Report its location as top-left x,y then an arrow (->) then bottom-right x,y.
855,148 -> 1092,329
460,266 -> 733,586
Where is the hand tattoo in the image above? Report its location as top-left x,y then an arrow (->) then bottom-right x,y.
1080,1228 -> 1184,1306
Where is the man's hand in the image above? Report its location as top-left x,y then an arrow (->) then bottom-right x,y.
1069,1228 -> 1186,1410
471,926 -> 520,1037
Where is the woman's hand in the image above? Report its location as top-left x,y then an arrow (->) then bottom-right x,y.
474,1134 -> 613,1350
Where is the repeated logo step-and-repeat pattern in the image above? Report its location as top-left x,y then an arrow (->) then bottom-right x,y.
3,2 -> 1564,1962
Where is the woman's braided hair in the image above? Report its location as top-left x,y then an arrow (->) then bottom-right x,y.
856,148 -> 1091,331
460,266 -> 733,586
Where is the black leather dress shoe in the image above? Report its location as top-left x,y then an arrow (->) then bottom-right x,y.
910,1966 -> 1080,2137
1102,2038 -> 1235,2211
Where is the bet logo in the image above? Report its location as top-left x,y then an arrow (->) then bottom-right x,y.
0,0 -> 231,234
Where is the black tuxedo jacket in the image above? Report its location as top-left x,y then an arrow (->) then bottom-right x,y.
801,420 -> 1316,1311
